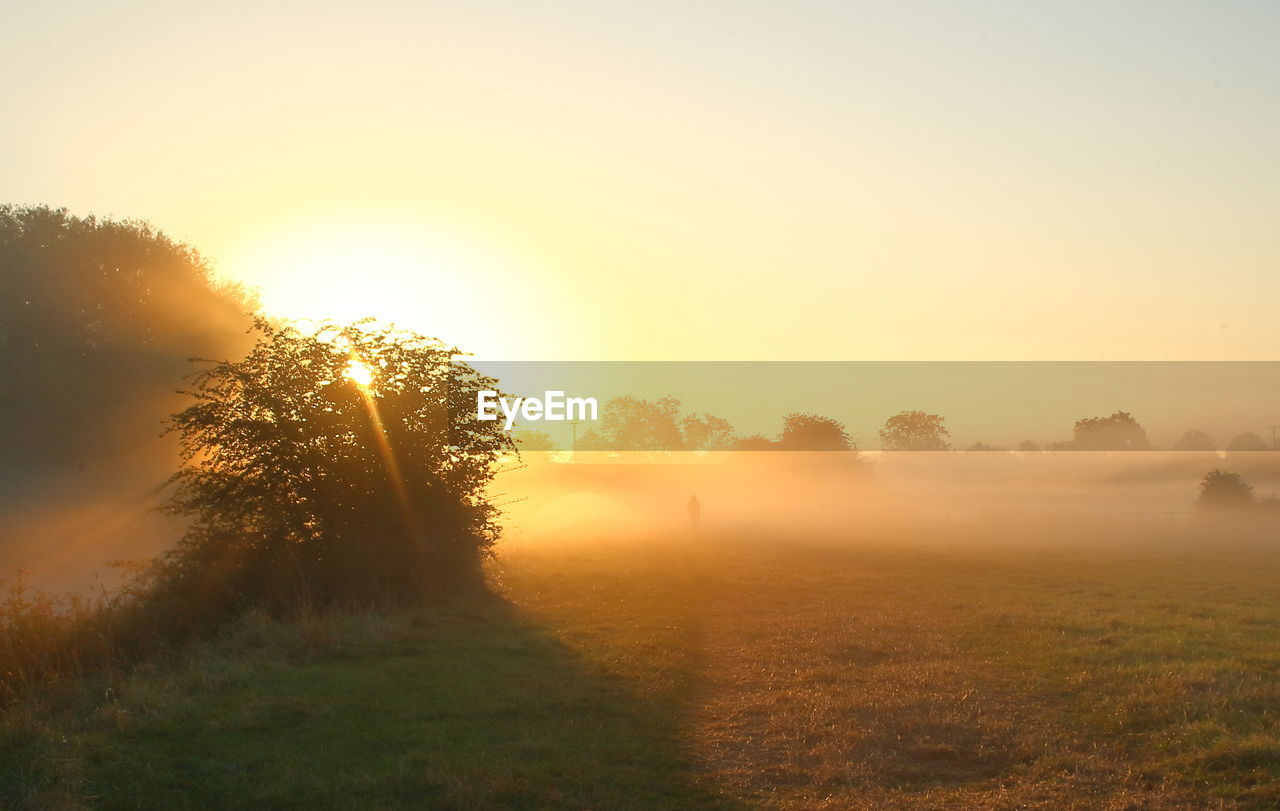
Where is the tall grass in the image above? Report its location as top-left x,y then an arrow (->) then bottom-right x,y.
0,571 -> 123,705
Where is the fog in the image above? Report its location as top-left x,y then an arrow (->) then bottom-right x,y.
497,451 -> 1280,551
6,446 -> 1280,594
0,426 -> 186,593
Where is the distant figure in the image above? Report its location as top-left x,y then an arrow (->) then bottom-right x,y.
687,495 -> 701,531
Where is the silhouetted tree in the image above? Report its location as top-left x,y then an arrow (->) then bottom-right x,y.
1196,469 -> 1254,511
1069,411 -> 1149,450
1017,439 -> 1042,453
573,430 -> 608,451
146,319 -> 513,636
682,412 -> 737,451
513,430 -> 559,452
1173,429 -> 1216,451
967,442 -> 1002,452
1227,432 -> 1269,452
779,413 -> 851,451
879,410 -> 950,451
581,396 -> 687,450
0,205 -> 250,470
732,434 -> 778,451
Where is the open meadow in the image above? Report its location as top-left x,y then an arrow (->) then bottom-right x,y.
8,529 -> 1280,809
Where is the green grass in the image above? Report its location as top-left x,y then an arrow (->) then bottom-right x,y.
8,536 -> 1280,808
2,606 -> 726,809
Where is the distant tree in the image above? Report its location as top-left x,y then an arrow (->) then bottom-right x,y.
1172,429 -> 1217,452
148,319 -> 513,636
682,412 -> 737,451
0,205 -> 250,469
779,413 -> 851,451
879,410 -> 950,451
512,430 -> 559,452
574,429 -> 608,451
584,396 -> 686,451
1227,432 -> 1270,452
967,442 -> 1002,452
1069,411 -> 1149,450
1196,469 -> 1254,511
1016,439 -> 1042,453
732,434 -> 778,451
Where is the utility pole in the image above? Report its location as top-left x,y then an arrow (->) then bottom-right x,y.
1269,426 -> 1279,450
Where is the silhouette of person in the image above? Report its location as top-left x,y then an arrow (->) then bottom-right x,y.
687,494 -> 701,531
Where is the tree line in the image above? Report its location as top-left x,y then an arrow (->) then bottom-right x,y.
516,400 -> 1277,454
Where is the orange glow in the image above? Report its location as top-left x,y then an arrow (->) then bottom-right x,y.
344,359 -> 375,388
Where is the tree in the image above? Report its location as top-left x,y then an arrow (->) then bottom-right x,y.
1227,432 -> 1269,452
1017,439 -> 1042,453
583,396 -> 687,451
149,319 -> 513,635
513,430 -> 559,452
1172,429 -> 1216,451
732,434 -> 778,451
779,413 -> 851,451
879,410 -> 950,451
1196,469 -> 1254,511
0,205 -> 250,469
1069,411 -> 1149,450
967,441 -> 1002,452
682,412 -> 737,451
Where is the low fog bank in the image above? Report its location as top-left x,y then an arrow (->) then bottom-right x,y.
497,451 -> 1280,551
7,448 -> 1278,594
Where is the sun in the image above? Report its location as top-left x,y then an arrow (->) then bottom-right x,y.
221,215 -> 536,358
344,359 -> 375,387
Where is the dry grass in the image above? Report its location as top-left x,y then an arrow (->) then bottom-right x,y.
6,532 -> 1280,807
497,535 -> 1280,808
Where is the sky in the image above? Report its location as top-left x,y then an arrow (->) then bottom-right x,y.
2,0 -> 1278,360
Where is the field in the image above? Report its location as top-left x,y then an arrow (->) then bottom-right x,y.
6,532 -> 1280,808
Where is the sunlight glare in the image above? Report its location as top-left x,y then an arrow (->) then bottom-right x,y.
222,217 -> 543,358
344,359 -> 375,387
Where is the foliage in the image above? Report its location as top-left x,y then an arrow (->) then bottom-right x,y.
512,430 -> 559,452
778,412 -> 852,451
0,205 -> 250,469
879,410 -> 950,451
1173,429 -> 1216,451
577,396 -> 737,452
732,434 -> 778,451
1197,470 -> 1255,510
682,413 -> 737,451
1227,432 -> 1270,452
0,571 -> 122,705
577,396 -> 686,451
1069,411 -> 1149,450
145,319 -> 514,635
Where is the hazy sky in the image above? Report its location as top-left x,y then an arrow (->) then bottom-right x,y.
3,1 -> 1278,360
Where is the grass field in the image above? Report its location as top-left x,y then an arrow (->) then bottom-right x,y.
6,532 -> 1280,808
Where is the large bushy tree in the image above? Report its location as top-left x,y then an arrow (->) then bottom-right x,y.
1227,432 -> 1269,452
1172,429 -> 1216,451
148,319 -> 513,633
577,396 -> 690,451
1197,469 -> 1254,511
1068,411 -> 1149,450
879,410 -> 950,451
682,412 -> 737,451
779,412 -> 852,451
0,205 -> 249,470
